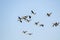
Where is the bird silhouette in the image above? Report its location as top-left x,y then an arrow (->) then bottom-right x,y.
47,12 -> 52,17
28,33 -> 32,35
31,10 -> 36,15
40,24 -> 44,27
26,19 -> 30,22
18,16 -> 22,23
35,22 -> 39,25
22,16 -> 28,20
22,31 -> 27,34
52,22 -> 60,27
29,15 -> 31,19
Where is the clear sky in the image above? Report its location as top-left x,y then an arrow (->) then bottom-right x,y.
0,0 -> 60,40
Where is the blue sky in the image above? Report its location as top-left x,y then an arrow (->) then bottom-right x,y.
0,0 -> 60,40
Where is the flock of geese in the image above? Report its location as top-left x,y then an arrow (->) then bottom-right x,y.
18,10 -> 60,35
